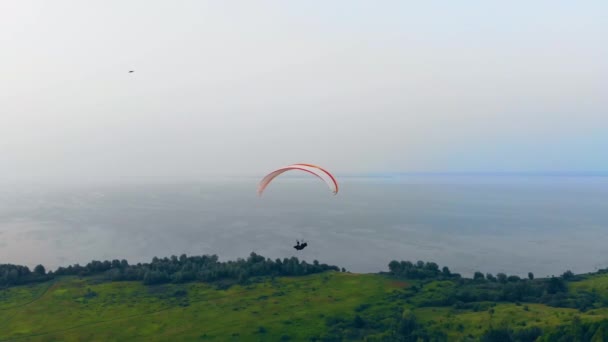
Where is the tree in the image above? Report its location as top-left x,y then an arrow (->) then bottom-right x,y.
562,270 -> 574,280
389,260 -> 400,273
547,276 -> 566,294
398,312 -> 419,338
179,254 -> 187,263
528,272 -> 534,280
497,273 -> 508,284
34,264 -> 46,275
6,253 -> 343,289
474,271 -> 485,281
507,275 -> 521,282
424,262 -> 439,272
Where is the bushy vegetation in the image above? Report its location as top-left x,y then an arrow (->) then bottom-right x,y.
0,264 -> 51,287
0,271 -> 393,341
388,259 -> 461,280
480,326 -> 543,342
388,259 -> 603,311
477,319 -> 608,342
53,252 -> 339,286
3,254 -> 608,340
539,318 -> 608,341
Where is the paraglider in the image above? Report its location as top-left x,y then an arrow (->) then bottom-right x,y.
258,163 -> 338,251
294,240 -> 308,251
257,163 -> 339,197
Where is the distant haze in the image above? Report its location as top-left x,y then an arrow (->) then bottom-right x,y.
1,1 -> 607,183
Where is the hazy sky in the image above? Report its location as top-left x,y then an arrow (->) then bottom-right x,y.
1,1 -> 607,183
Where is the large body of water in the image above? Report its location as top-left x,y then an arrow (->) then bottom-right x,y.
1,176 -> 607,277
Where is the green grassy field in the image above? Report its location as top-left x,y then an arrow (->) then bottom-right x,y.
0,272 -> 399,341
570,273 -> 608,302
3,271 -> 608,341
415,303 -> 605,340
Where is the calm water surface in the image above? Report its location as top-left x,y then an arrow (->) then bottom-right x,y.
1,176 -> 607,277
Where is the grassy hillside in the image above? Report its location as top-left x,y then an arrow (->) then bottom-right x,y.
0,272 -> 399,341
3,265 -> 608,341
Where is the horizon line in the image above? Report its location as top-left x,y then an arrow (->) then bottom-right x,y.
339,171 -> 608,178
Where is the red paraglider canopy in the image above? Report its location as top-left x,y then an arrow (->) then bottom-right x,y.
257,163 -> 339,196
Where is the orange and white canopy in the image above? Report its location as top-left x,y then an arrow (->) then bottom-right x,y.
257,163 -> 339,197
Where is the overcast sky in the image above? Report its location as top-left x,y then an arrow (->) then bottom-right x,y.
1,1 -> 607,183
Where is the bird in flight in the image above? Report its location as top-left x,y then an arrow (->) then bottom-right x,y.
128,70 -> 134,73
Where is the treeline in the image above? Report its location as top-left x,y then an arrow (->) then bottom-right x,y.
2,253 -> 339,288
388,259 -> 604,311
0,264 -> 50,287
53,252 -> 340,285
388,260 -> 461,280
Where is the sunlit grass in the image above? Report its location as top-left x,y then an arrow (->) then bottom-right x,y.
4,272 -> 608,341
0,272 -> 394,341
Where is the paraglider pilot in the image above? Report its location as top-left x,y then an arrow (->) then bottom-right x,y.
294,240 -> 308,251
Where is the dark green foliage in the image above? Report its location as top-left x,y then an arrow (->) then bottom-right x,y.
5,255 -> 608,340
4,253 -> 604,316
84,288 -> 97,299
561,270 -> 575,280
353,315 -> 365,328
387,260 -> 458,280
386,260 -> 597,310
547,277 -> 567,294
481,327 -> 542,342
0,264 -> 52,287
355,303 -> 371,312
325,315 -> 347,327
397,313 -> 418,339
33,264 -> 46,275
513,327 -> 542,341
53,252 -> 339,286
481,327 -> 512,342
173,289 -> 187,297
497,273 -> 508,284
508,275 -> 522,282
541,319 -> 608,341
394,313 -> 447,341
